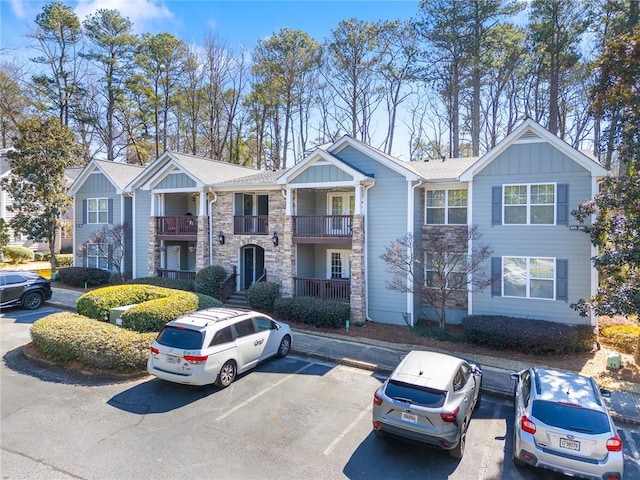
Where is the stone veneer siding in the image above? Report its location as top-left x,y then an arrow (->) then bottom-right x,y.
349,214 -> 365,324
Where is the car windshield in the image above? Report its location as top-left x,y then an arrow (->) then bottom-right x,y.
156,327 -> 204,350
532,400 -> 610,434
385,380 -> 446,408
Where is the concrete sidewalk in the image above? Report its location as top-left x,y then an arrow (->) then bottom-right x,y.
46,286 -> 640,426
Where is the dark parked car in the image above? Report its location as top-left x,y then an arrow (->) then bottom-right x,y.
0,270 -> 52,310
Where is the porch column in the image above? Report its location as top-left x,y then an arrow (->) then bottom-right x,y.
195,215 -> 210,272
350,214 -> 365,324
281,214 -> 295,297
148,217 -> 159,276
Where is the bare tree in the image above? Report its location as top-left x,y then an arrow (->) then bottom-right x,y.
380,227 -> 494,329
83,223 -> 129,282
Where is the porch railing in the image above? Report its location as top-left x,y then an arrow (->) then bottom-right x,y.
293,277 -> 350,302
216,266 -> 238,302
233,215 -> 269,235
156,216 -> 198,235
293,215 -> 353,238
157,269 -> 196,281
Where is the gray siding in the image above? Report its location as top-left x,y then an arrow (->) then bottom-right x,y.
77,172 -> 116,194
291,164 -> 353,183
156,172 -> 196,189
134,190 -> 152,278
471,142 -> 594,325
336,145 -> 409,325
124,196 -> 134,278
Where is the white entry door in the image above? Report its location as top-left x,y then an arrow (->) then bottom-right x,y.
326,249 -> 351,279
167,246 -> 180,270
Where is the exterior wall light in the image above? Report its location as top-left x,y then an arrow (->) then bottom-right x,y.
272,231 -> 279,247
218,231 -> 225,245
188,244 -> 196,253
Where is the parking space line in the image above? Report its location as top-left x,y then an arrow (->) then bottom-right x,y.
324,404 -> 372,456
476,401 -> 505,480
215,363 -> 314,421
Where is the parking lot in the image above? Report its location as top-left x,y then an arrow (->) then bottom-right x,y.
2,307 -> 640,479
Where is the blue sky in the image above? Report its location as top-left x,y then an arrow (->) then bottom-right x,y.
1,0 -> 421,56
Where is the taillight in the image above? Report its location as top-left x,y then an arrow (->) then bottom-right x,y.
150,346 -> 159,355
183,355 -> 208,364
521,415 -> 536,434
606,435 -> 622,452
440,406 -> 459,423
373,392 -> 382,406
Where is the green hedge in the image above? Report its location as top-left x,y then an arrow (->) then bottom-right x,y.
59,267 -> 111,287
247,281 -> 281,311
462,315 -> 596,354
55,254 -> 73,267
3,245 -> 34,264
600,325 -> 640,355
30,312 -> 156,372
194,265 -> 227,297
274,296 -> 350,328
126,276 -> 194,291
77,284 -> 222,333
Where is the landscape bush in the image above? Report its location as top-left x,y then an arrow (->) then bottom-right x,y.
246,281 -> 280,311
55,254 -> 73,267
600,324 -> 640,355
462,315 -> 596,354
58,267 -> 111,288
34,251 -> 51,261
77,284 -> 222,332
126,276 -> 195,291
193,265 -> 228,297
3,245 -> 34,264
274,296 -> 350,328
30,312 -> 155,372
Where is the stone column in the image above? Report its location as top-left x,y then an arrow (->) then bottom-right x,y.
350,214 -> 365,324
281,214 -> 295,297
195,215 -> 210,271
148,217 -> 159,277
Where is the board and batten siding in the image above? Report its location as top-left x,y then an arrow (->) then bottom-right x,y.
290,164 -> 353,184
133,190 -> 152,278
336,145 -> 410,325
74,173 -> 118,255
155,172 -> 196,189
471,142 -> 594,325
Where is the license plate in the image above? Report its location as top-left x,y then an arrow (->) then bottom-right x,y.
165,356 -> 180,364
401,412 -> 418,424
559,438 -> 580,451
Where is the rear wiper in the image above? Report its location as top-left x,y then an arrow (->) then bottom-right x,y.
392,397 -> 413,404
568,427 -> 594,433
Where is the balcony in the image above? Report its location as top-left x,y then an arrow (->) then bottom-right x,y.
294,277 -> 350,303
292,215 -> 353,244
234,215 -> 269,235
156,216 -> 198,240
157,269 -> 196,281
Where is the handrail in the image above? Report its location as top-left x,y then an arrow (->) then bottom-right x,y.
293,215 -> 353,237
216,266 -> 238,302
256,269 -> 267,283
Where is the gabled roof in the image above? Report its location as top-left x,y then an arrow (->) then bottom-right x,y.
212,169 -> 287,189
276,146 -> 372,185
68,159 -> 145,195
408,156 -> 479,183
459,119 -> 609,181
127,151 -> 258,191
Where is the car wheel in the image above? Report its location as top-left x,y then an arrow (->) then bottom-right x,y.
449,424 -> 467,459
22,292 -> 43,310
216,361 -> 236,388
276,335 -> 291,357
512,431 -> 525,466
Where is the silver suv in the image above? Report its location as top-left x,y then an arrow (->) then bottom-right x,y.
511,367 -> 624,480
148,308 -> 292,387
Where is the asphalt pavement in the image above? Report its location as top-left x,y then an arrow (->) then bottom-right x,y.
45,286 -> 640,426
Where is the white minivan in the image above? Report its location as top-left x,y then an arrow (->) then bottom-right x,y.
147,308 -> 292,387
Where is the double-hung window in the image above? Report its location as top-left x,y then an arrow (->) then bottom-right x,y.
503,256 -> 555,299
503,184 -> 555,225
426,189 -> 467,225
425,252 -> 468,290
86,243 -> 108,269
87,198 -> 109,224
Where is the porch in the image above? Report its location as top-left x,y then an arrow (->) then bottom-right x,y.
293,277 -> 351,303
292,215 -> 353,243
156,216 -> 199,240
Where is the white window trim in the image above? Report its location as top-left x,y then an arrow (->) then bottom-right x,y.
502,256 -> 556,300
87,197 -> 109,224
87,242 -> 109,270
502,183 -> 556,226
424,251 -> 468,290
425,188 -> 468,225
326,249 -> 351,279
327,192 -> 355,215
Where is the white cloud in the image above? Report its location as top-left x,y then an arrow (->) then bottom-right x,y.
9,0 -> 27,19
74,0 -> 174,33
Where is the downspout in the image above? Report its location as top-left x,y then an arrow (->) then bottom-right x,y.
362,180 -> 375,322
406,180 -> 424,327
208,187 -> 217,266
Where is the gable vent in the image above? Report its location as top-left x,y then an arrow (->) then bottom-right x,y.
518,131 -> 542,142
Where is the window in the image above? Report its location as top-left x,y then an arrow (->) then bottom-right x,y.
87,198 -> 109,224
210,327 -> 234,347
255,317 -> 276,331
425,252 -> 467,289
426,189 -> 467,225
503,184 -> 554,225
86,243 -> 108,269
327,250 -> 351,279
503,256 -> 554,299
234,319 -> 257,338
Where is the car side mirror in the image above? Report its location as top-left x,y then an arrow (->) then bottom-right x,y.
510,372 -> 520,382
599,388 -> 612,398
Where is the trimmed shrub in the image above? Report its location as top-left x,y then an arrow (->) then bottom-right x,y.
55,254 -> 73,267
34,251 -> 51,261
58,267 -> 111,288
76,284 -> 222,332
247,281 -> 281,311
3,245 -> 34,264
194,265 -> 228,297
30,312 -> 156,372
462,315 -> 596,354
126,276 -> 194,291
600,325 -> 640,355
274,296 -> 350,328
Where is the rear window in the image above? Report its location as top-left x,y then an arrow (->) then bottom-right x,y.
532,400 -> 611,434
156,326 -> 204,350
385,380 -> 446,408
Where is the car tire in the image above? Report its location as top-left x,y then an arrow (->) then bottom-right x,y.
22,292 -> 43,310
216,361 -> 236,388
449,424 -> 467,459
276,335 -> 291,357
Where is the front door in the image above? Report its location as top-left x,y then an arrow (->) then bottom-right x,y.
167,245 -> 181,271
241,245 -> 265,290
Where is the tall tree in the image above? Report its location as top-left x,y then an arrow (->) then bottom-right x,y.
0,63 -> 32,148
528,0 -> 589,135
28,1 -> 83,127
1,117 -> 82,273
252,28 -> 321,168
83,9 -> 138,161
